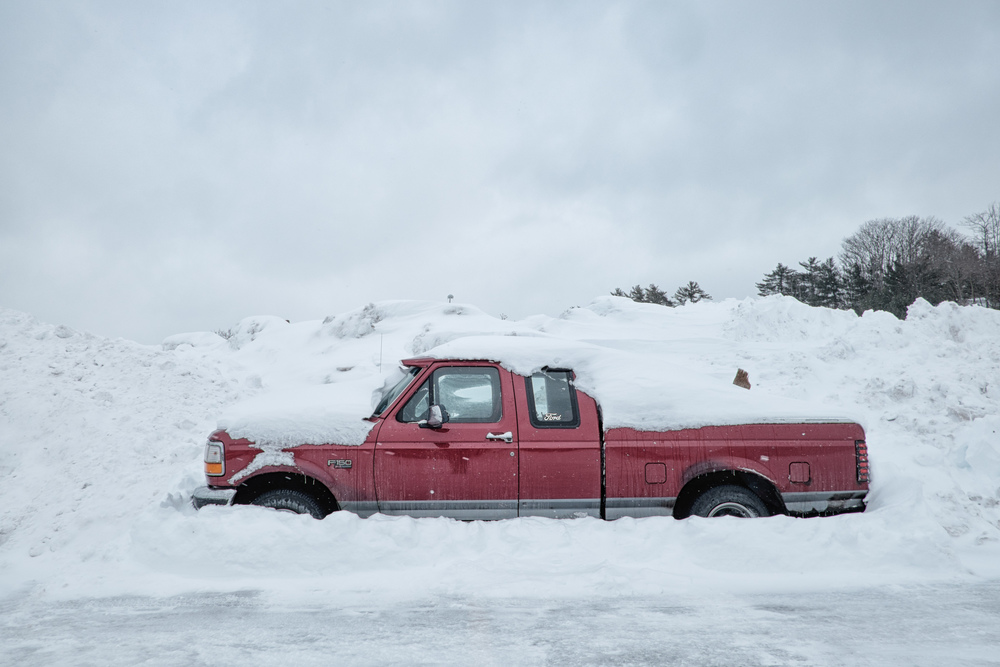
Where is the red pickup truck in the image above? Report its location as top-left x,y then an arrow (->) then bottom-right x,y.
192,358 -> 869,520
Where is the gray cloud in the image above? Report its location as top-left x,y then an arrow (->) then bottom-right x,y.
2,0 -> 998,342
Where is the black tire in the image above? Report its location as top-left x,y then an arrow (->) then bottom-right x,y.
690,485 -> 770,518
252,489 -> 326,519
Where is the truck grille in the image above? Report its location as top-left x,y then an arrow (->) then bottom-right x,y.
855,440 -> 869,484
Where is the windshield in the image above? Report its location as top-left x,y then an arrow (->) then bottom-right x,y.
371,366 -> 421,417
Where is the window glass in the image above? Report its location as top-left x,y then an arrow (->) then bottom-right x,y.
435,367 -> 502,423
373,366 -> 420,416
396,367 -> 502,424
398,379 -> 430,423
525,370 -> 579,428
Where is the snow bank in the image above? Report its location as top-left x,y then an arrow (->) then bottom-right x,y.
1,296 -> 999,606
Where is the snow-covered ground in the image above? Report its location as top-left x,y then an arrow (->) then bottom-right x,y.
1,296 -> 999,665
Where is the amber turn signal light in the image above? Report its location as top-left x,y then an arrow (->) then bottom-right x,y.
204,442 -> 225,476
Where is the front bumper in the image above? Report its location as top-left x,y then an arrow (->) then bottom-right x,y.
191,486 -> 237,510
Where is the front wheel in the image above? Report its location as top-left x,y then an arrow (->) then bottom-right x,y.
690,485 -> 770,518
252,489 -> 326,519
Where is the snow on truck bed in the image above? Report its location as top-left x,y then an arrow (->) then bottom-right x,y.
1,296 -> 999,606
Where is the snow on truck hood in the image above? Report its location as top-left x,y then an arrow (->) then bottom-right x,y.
218,382 -> 377,448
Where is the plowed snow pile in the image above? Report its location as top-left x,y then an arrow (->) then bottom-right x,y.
1,296 -> 998,605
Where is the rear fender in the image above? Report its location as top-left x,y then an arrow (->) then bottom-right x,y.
682,456 -> 777,487
675,462 -> 785,518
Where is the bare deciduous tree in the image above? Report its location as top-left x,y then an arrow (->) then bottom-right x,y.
961,202 -> 1000,308
839,216 -> 949,293
962,202 -> 1000,260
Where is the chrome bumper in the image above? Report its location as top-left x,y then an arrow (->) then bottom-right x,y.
191,486 -> 237,510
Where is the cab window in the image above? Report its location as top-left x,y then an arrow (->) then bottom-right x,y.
398,378 -> 430,423
397,366 -> 502,423
525,370 -> 580,428
372,366 -> 421,417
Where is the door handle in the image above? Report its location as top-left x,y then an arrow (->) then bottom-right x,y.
486,431 -> 513,443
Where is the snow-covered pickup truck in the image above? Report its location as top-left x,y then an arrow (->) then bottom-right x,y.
192,358 -> 869,520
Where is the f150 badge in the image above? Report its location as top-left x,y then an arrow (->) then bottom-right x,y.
327,459 -> 352,469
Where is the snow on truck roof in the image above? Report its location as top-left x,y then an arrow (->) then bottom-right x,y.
216,299 -> 859,449
422,335 -> 855,430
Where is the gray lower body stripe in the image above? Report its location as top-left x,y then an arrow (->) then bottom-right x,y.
338,500 -> 379,518
605,496 -> 677,520
371,499 -> 601,520
377,499 -> 517,520
345,490 -> 866,520
519,499 -> 601,519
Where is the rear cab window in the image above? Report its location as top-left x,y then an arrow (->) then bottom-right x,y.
525,370 -> 580,428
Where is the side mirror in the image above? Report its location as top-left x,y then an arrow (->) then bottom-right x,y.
422,404 -> 450,429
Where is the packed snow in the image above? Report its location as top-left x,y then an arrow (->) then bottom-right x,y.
1,296 -> 999,663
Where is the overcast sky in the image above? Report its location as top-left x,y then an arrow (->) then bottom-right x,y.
2,1 -> 999,343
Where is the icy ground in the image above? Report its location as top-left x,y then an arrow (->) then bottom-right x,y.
5,582 -> 1000,666
1,296 -> 999,665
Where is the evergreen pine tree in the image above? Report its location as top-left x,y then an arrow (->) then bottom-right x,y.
882,258 -> 916,318
756,263 -> 798,297
611,284 -> 676,306
882,256 -> 950,318
643,284 -> 675,306
797,257 -> 823,306
842,262 -> 874,314
814,257 -> 842,308
673,281 -> 712,305
803,257 -> 843,308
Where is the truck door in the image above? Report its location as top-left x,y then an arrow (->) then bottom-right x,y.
374,363 -> 519,519
513,370 -> 602,518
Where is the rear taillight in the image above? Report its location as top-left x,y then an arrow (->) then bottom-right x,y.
205,442 -> 224,477
855,440 -> 869,484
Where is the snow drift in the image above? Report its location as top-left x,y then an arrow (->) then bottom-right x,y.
1,296 -> 998,606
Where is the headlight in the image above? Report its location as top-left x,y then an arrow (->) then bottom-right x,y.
205,442 -> 224,476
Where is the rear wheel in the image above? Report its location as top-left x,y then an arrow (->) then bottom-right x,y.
252,489 -> 326,519
690,485 -> 770,518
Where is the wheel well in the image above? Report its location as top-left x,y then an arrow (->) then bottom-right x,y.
673,470 -> 785,519
232,472 -> 339,517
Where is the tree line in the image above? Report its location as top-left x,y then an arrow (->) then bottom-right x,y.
611,281 -> 712,307
756,204 -> 1000,318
